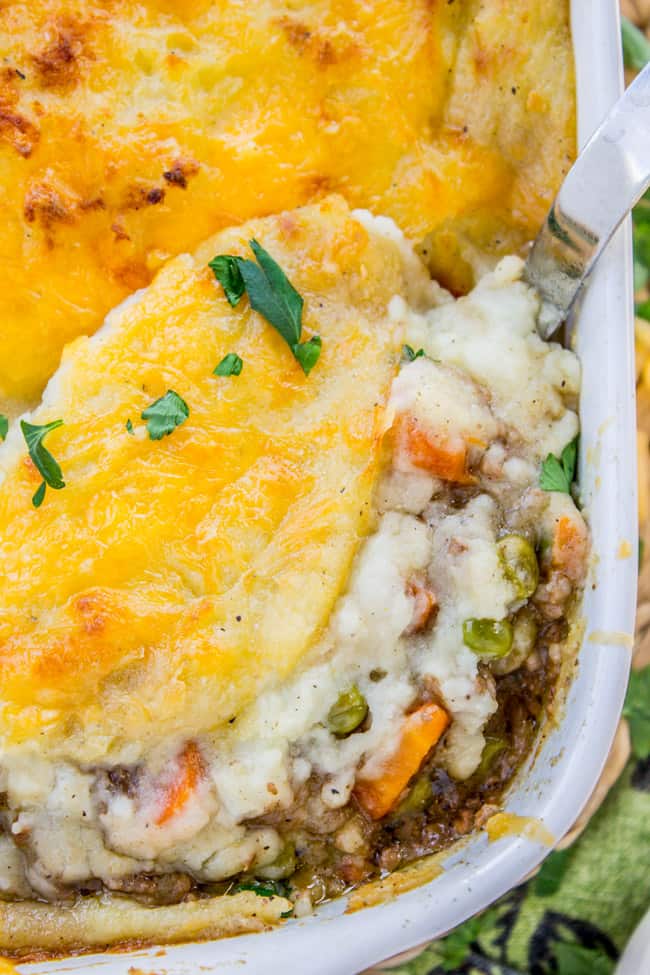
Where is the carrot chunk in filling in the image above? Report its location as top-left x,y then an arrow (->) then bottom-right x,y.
395,414 -> 474,484
156,741 -> 204,826
354,703 -> 449,820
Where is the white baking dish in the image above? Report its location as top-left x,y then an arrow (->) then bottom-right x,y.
18,2 -> 637,972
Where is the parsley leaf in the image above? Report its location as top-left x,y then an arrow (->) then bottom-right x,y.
0,415 -> 8,441
540,437 -> 578,493
561,437 -> 577,481
292,335 -> 322,376
32,481 -> 46,508
623,666 -> 650,759
126,419 -> 134,435
234,879 -> 289,899
554,942 -> 615,975
402,344 -> 425,362
20,418 -> 65,507
238,241 -> 303,348
209,240 -> 321,375
534,848 -> 571,896
209,255 -> 246,306
141,390 -> 189,441
214,353 -> 243,377
540,454 -> 570,492
622,16 -> 650,71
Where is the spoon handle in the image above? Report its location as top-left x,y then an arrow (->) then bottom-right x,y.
525,61 -> 650,338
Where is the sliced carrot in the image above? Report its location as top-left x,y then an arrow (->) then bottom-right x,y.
354,703 -> 449,820
404,577 -> 438,635
155,741 -> 204,826
396,414 -> 474,484
551,514 -> 588,584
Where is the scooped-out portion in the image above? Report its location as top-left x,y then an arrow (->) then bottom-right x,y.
0,198 -> 587,954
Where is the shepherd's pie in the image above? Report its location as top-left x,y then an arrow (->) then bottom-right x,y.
0,0 -> 585,958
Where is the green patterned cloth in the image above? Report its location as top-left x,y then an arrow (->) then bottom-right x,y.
382,746 -> 650,973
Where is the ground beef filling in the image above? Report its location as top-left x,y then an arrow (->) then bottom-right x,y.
73,606 -> 561,910
251,632 -> 558,905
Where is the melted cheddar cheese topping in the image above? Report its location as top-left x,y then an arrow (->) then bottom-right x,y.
0,0 -> 574,407
0,197 -> 405,759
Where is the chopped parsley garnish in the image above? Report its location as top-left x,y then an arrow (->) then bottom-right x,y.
540,437 -> 578,494
214,353 -> 243,377
208,255 -> 245,307
209,240 -> 321,375
0,415 -> 8,441
234,879 -> 289,899
125,418 -> 134,435
141,390 -> 189,441
402,344 -> 425,362
32,481 -> 46,508
292,335 -> 321,375
20,418 -> 65,508
242,239 -> 304,348
623,666 -> 650,760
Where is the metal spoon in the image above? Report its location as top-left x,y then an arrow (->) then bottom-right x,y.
525,61 -> 650,338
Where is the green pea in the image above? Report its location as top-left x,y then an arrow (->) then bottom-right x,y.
497,534 -> 539,599
491,608 -> 538,676
327,685 -> 368,738
462,618 -> 513,658
476,735 -> 507,778
256,841 -> 296,881
394,775 -> 431,817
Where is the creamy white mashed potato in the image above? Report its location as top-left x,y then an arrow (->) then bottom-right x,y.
391,256 -> 581,460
